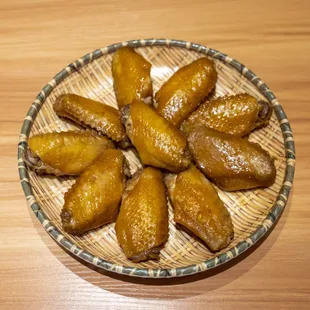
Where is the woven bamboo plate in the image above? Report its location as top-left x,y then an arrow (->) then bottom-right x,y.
18,39 -> 295,278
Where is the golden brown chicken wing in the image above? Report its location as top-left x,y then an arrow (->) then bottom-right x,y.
121,99 -> 191,173
165,165 -> 233,252
112,47 -> 153,109
24,130 -> 114,176
53,93 -> 127,143
182,93 -> 272,136
61,149 -> 126,235
187,126 -> 276,191
115,167 -> 168,262
155,57 -> 217,126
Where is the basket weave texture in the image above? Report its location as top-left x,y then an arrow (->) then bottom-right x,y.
18,39 -> 295,278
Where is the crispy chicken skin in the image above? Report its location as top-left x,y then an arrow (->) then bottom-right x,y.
61,149 -> 126,235
187,127 -> 276,191
115,167 -> 168,262
155,57 -> 217,126
53,93 -> 126,143
182,93 -> 272,136
165,165 -> 233,252
121,99 -> 191,173
24,130 -> 114,176
112,47 -> 153,109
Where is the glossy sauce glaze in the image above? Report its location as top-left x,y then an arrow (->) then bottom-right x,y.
26,130 -> 114,175
166,165 -> 233,252
54,93 -> 126,142
182,93 -> 272,136
115,167 -> 168,262
61,149 -> 126,235
155,57 -> 217,126
112,47 -> 153,109
187,126 -> 276,191
122,99 -> 191,173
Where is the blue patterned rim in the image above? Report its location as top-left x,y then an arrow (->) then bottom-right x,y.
18,39 -> 295,278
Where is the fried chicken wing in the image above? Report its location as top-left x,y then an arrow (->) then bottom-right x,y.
61,149 -> 126,235
112,47 -> 153,109
53,93 -> 126,143
24,130 -> 114,176
121,99 -> 191,173
165,165 -> 233,252
155,57 -> 217,126
182,93 -> 272,136
187,126 -> 276,191
115,167 -> 168,262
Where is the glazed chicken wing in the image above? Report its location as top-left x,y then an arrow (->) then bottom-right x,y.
165,165 -> 233,252
115,167 -> 168,262
182,93 -> 272,136
155,57 -> 217,126
24,130 -> 114,176
53,93 -> 126,143
112,47 -> 153,109
121,99 -> 191,173
61,149 -> 126,235
187,126 -> 276,191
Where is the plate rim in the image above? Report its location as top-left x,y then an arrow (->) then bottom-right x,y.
17,38 -> 296,278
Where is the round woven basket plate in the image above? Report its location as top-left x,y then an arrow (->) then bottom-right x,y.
18,39 -> 295,278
